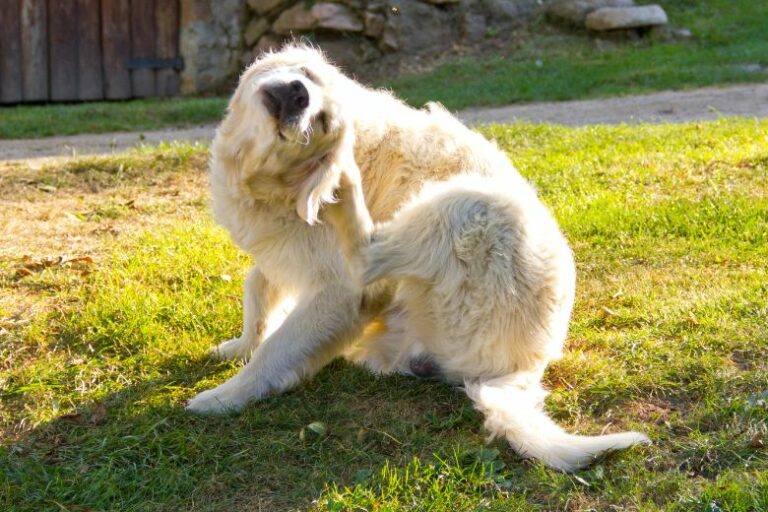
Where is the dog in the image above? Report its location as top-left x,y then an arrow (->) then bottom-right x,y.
185,44 -> 650,472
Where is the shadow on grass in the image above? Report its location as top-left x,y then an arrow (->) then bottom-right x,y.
2,351 -> 495,511
2,285 -> 663,511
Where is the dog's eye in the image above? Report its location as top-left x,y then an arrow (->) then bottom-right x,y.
300,66 -> 321,84
318,111 -> 329,133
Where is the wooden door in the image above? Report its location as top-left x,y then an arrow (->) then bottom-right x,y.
0,0 -> 182,104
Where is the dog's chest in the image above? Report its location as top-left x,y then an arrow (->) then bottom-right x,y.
215,196 -> 344,290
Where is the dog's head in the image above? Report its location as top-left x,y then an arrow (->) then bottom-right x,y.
220,44 -> 357,224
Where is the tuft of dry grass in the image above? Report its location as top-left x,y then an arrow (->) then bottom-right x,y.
0,143 -> 209,351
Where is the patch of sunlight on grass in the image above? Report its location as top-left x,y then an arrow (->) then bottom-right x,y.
2,119 -> 766,511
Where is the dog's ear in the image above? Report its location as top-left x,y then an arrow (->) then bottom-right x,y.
296,158 -> 341,225
296,130 -> 359,225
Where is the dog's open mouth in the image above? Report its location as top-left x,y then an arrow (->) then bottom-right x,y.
272,117 -> 305,144
277,111 -> 329,145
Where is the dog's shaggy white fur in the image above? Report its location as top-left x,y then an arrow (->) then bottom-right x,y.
185,45 -> 649,472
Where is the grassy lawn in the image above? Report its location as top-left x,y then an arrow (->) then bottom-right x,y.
1,0 -> 767,140
1,119 -> 767,511
392,0 -> 768,109
0,97 -> 227,140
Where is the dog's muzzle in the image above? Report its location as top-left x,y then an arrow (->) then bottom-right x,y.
261,80 -> 310,126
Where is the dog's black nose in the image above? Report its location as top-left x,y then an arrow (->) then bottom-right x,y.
262,80 -> 309,124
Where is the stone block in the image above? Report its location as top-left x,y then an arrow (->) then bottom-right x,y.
586,5 -> 668,30
273,3 -> 363,34
547,0 -> 634,25
244,18 -> 270,46
248,0 -> 289,16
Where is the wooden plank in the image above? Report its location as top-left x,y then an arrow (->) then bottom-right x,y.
20,0 -> 48,101
48,0 -> 79,101
77,0 -> 104,100
0,0 -> 23,104
130,0 -> 156,97
101,0 -> 131,99
155,0 -> 180,97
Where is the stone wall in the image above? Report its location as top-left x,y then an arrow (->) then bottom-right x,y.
179,0 -> 248,94
179,0 -> 539,94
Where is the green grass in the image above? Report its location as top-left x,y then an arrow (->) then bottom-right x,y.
390,0 -> 768,109
2,119 -> 767,510
0,97 -> 227,139
1,1 -> 767,139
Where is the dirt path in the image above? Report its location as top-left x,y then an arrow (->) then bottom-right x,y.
460,82 -> 768,126
0,125 -> 215,163
1,83 -> 766,162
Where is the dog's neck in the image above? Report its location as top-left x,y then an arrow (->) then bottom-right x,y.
212,133 -> 338,218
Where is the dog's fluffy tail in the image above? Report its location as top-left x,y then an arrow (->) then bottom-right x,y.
464,376 -> 650,472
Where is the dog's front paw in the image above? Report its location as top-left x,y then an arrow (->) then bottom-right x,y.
185,381 -> 250,416
212,337 -> 256,362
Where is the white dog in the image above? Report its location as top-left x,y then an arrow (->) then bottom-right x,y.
186,45 -> 649,472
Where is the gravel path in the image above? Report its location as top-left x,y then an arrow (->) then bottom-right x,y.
2,83 -> 766,162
